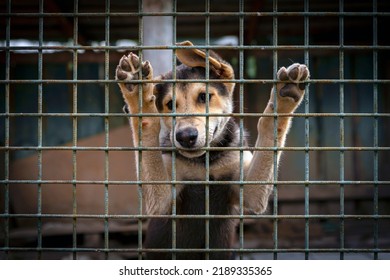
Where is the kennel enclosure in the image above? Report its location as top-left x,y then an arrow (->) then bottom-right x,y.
1,0 -> 390,260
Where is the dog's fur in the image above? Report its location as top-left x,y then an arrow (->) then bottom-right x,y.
115,41 -> 310,259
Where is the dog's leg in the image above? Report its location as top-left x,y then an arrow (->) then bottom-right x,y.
116,53 -> 171,215
244,63 -> 310,214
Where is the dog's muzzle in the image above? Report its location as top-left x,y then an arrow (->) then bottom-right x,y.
175,127 -> 198,149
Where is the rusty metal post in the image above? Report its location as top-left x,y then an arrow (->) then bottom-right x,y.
143,0 -> 173,76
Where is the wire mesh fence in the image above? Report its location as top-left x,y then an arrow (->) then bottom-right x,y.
1,0 -> 390,260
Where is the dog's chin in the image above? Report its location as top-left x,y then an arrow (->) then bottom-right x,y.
177,149 -> 206,159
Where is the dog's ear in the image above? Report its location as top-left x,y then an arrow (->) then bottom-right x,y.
176,41 -> 235,93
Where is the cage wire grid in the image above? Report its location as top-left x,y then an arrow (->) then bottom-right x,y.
1,0 -> 390,260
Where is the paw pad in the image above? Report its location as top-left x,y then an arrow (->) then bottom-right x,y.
277,63 -> 310,103
115,52 -> 152,91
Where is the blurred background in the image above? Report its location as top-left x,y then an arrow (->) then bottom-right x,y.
1,0 -> 390,259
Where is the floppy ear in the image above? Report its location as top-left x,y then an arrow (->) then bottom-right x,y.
176,41 -> 235,84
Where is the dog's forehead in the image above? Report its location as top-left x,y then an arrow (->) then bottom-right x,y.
154,64 -> 230,112
159,64 -> 228,95
163,64 -> 205,80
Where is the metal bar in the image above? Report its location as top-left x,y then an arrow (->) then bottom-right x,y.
339,0 -> 345,260
2,112 -> 390,118
3,45 -> 390,52
205,0 -> 211,260
1,247 -> 389,254
3,78 -> 390,84
137,0 -> 144,260
304,0 -> 310,260
272,0 -> 279,261
4,179 -> 389,186
372,0 -> 379,261
0,247 -> 390,254
36,0 -> 44,260
238,0 -> 245,260
2,214 -> 390,220
4,44 -> 390,54
103,0 -> 111,260
2,146 -> 390,152
171,0 -> 177,261
3,0 -> 11,260
2,11 -> 390,17
71,0 -> 79,260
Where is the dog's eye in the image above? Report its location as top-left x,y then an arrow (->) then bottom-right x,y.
198,92 -> 211,104
166,100 -> 173,110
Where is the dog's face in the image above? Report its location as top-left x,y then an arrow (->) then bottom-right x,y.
154,41 -> 235,158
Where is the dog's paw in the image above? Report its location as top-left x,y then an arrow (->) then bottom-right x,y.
274,63 -> 309,112
115,52 -> 153,93
277,63 -> 309,101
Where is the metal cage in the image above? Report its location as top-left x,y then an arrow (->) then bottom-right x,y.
1,0 -> 390,260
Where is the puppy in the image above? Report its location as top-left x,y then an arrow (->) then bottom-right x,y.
115,41 -> 309,259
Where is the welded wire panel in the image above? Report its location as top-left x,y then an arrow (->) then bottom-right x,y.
1,0 -> 389,260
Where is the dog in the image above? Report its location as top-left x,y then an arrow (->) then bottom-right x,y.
115,41 -> 309,259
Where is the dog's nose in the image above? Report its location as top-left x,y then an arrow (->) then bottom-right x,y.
175,128 -> 198,148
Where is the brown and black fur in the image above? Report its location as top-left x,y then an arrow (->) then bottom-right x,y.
145,117 -> 241,260
115,41 -> 310,259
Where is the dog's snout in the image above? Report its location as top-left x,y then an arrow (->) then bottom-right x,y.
176,127 -> 198,148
